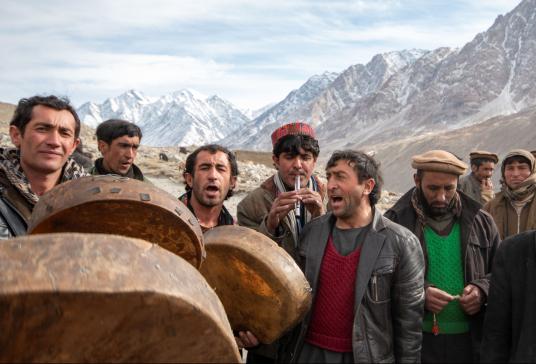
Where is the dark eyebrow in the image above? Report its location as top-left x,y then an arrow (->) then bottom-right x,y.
34,121 -> 53,128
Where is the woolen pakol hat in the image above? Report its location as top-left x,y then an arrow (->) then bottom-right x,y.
469,150 -> 499,164
411,150 -> 468,176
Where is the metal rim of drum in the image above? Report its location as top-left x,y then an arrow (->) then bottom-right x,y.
28,175 -> 205,269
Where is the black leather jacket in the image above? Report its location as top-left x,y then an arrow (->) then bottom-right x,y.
290,210 -> 425,363
0,173 -> 31,239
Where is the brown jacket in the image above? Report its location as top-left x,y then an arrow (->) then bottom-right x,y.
483,191 -> 536,239
237,174 -> 326,262
384,188 -> 500,362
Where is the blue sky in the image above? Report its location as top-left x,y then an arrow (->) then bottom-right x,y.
0,0 -> 520,110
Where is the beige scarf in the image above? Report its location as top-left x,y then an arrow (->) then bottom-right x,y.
0,147 -> 88,205
501,173 -> 536,201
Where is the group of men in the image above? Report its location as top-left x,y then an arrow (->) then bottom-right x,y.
1,94 -> 535,363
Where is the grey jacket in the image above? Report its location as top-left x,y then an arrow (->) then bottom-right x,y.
458,173 -> 494,206
291,210 -> 425,363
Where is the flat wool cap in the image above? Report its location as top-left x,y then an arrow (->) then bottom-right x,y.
412,150 -> 468,176
469,150 -> 499,164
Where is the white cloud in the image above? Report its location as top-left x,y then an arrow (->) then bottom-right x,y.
0,0 -> 522,109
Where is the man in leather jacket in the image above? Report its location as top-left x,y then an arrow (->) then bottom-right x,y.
291,150 -> 425,363
0,95 -> 87,238
384,150 -> 500,363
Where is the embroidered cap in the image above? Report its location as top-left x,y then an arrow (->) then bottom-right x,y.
271,121 -> 316,146
411,150 -> 468,176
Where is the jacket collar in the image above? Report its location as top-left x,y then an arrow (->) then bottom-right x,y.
94,158 -> 145,181
388,187 -> 484,246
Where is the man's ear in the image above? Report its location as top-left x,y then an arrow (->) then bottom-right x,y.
97,140 -> 108,154
229,175 -> 237,191
413,173 -> 421,188
184,172 -> 193,189
68,138 -> 80,157
272,155 -> 280,170
363,178 -> 375,196
9,125 -> 22,148
471,165 -> 478,174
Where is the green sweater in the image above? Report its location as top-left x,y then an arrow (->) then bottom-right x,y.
423,222 -> 469,334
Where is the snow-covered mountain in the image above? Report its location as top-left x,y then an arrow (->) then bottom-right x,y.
78,90 -> 154,129
78,0 -> 535,151
224,0 -> 536,152
220,71 -> 340,150
77,89 -> 250,146
221,50 -> 426,150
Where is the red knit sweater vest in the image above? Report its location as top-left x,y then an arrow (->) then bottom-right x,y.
305,235 -> 361,352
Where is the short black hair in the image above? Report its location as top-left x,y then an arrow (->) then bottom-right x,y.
10,95 -> 81,138
96,119 -> 142,144
273,134 -> 320,159
471,157 -> 496,168
326,150 -> 383,206
184,144 -> 238,199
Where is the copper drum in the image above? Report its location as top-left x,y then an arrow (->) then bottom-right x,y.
0,233 -> 241,363
28,175 -> 204,269
200,225 -> 312,344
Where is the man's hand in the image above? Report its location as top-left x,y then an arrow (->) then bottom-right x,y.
481,177 -> 493,192
425,286 -> 454,314
235,331 -> 259,349
266,191 -> 299,233
298,188 -> 324,217
459,284 -> 483,315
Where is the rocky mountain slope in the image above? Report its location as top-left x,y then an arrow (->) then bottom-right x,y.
226,0 -> 536,154
317,0 -> 536,151
222,50 -> 427,150
361,105 -> 536,193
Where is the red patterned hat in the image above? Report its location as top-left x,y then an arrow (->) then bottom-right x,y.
270,121 -> 316,146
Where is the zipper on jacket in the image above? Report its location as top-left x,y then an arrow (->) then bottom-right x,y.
517,209 -> 521,234
372,274 -> 378,301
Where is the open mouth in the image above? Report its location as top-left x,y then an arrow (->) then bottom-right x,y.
330,196 -> 343,204
206,186 -> 220,193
